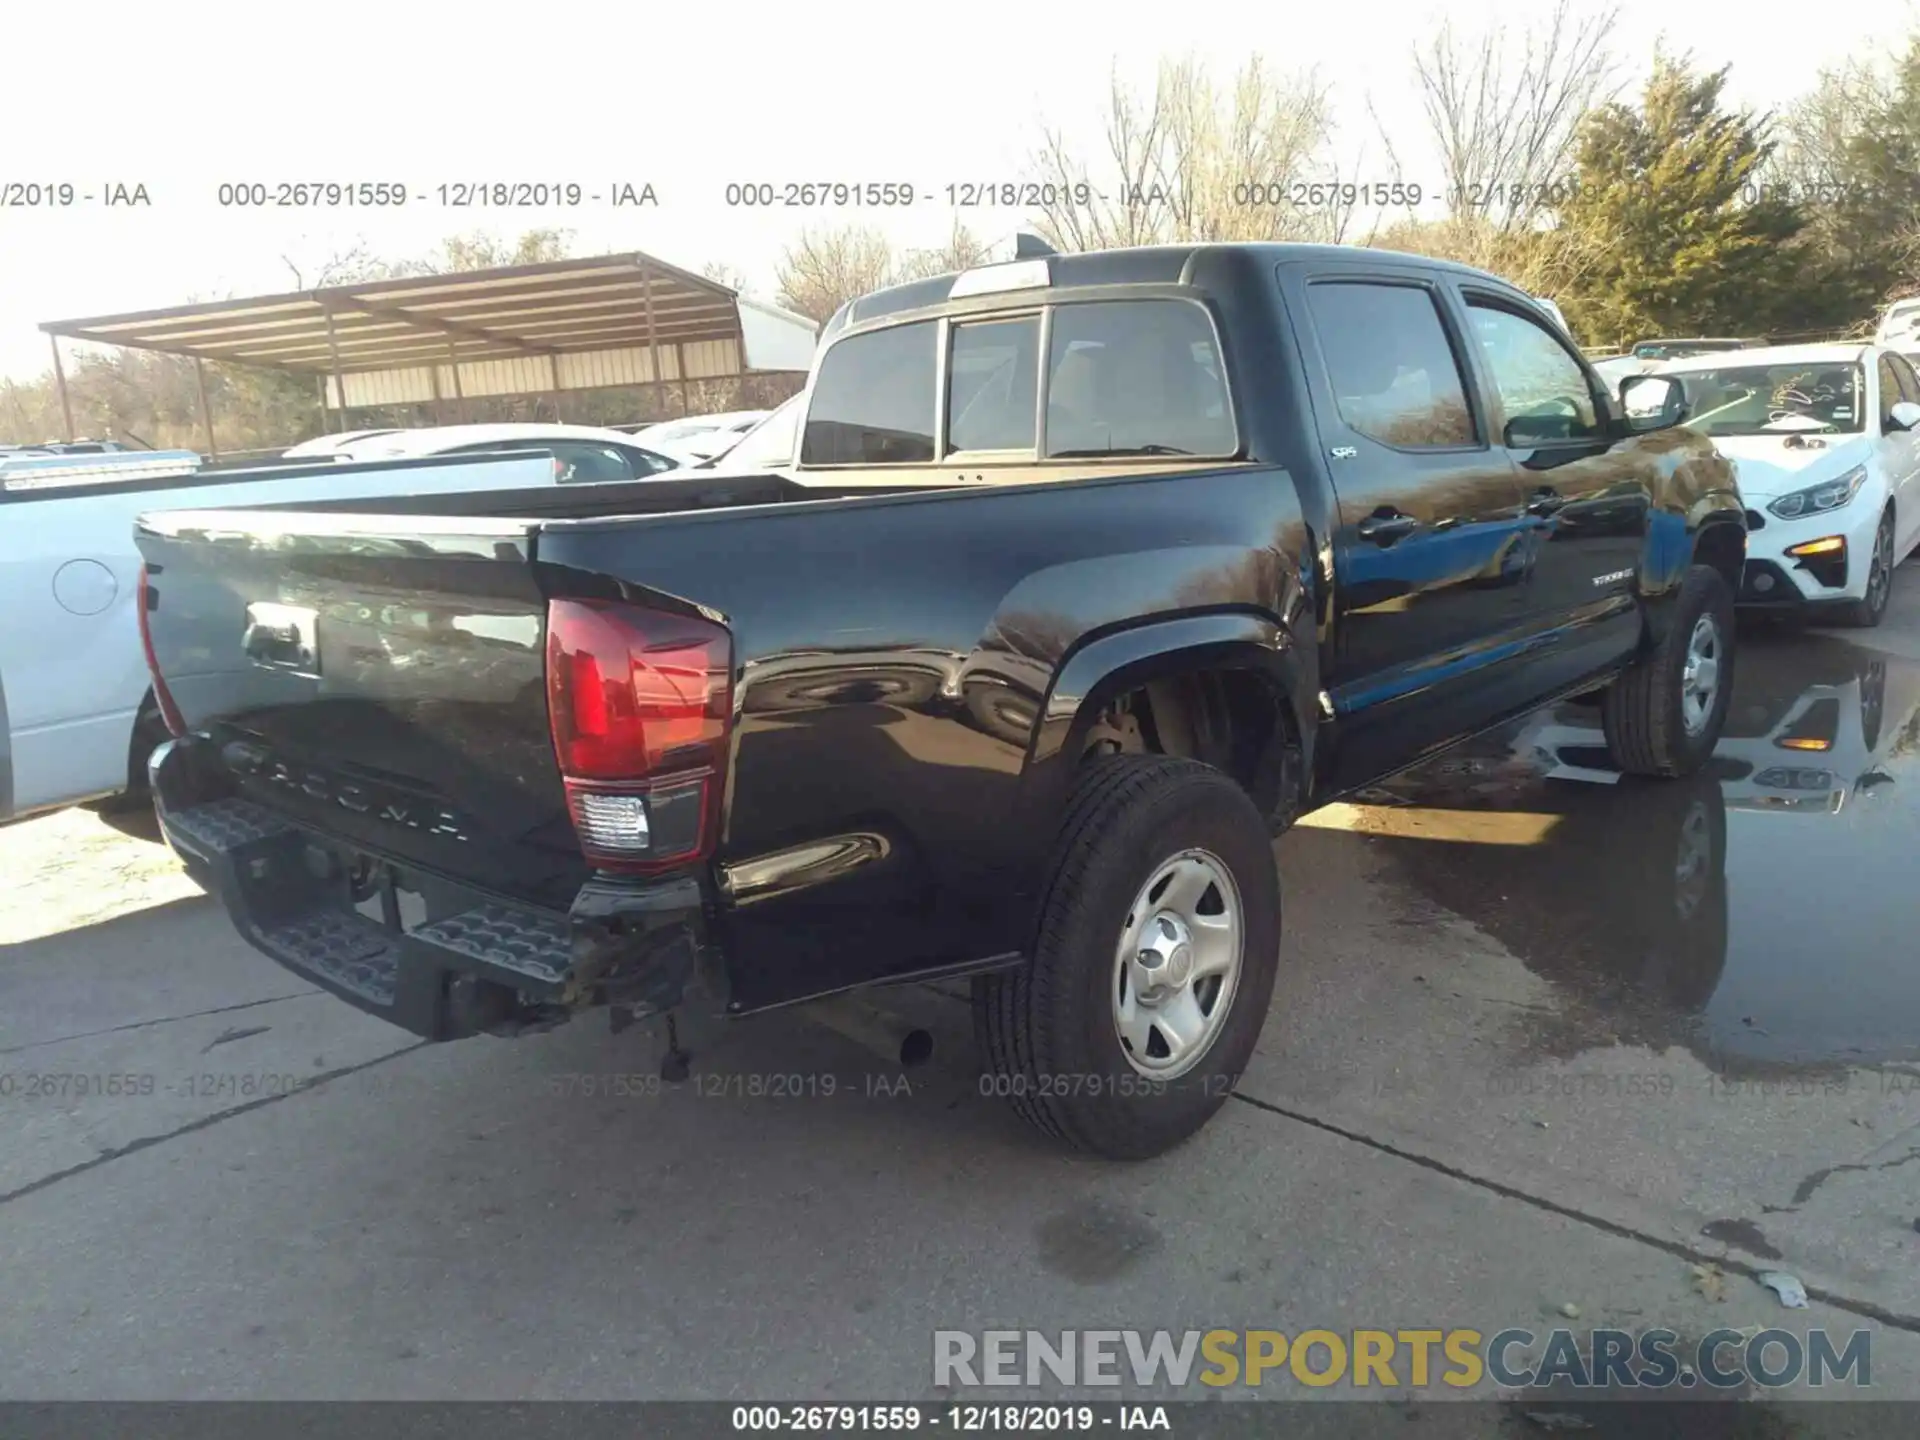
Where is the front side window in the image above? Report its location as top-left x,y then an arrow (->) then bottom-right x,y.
1467,299 -> 1602,446
1879,355 -> 1906,430
550,443 -> 636,483
1889,352 -> 1920,407
1043,301 -> 1235,457
802,320 -> 937,465
1673,363 -> 1866,436
1305,281 -> 1475,449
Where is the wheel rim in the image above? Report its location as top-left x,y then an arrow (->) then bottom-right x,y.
1866,516 -> 1893,614
1680,615 -> 1721,736
1111,848 -> 1244,1079
1672,803 -> 1711,922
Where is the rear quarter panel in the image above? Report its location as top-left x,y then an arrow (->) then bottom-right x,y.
537,464 -> 1316,1001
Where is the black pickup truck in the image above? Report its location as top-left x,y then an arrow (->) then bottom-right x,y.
135,242 -> 1745,1159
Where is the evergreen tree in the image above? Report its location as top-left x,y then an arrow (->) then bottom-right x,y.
1556,57 -> 1835,344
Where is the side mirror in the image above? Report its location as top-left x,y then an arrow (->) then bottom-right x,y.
1888,400 -> 1920,432
1619,373 -> 1689,432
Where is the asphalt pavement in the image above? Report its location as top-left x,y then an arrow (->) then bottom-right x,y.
3,565 -> 1919,1433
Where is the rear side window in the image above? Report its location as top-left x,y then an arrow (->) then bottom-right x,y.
1306,282 -> 1475,448
949,317 -> 1040,452
802,320 -> 937,465
1044,301 -> 1234,457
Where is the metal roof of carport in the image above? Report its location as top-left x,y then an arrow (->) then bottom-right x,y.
40,251 -> 783,373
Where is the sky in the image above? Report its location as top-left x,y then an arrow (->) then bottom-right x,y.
3,0 -> 1917,384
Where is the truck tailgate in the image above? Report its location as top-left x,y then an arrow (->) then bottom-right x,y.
135,508 -> 587,911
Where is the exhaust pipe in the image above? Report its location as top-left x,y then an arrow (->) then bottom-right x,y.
804,994 -> 934,1069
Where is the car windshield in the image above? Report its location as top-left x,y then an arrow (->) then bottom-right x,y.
1674,362 -> 1866,436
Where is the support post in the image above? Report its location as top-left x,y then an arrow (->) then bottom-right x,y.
429,358 -> 445,424
641,260 -> 664,422
315,375 -> 329,433
323,309 -> 348,433
193,358 -> 219,460
549,352 -> 565,423
49,334 -> 75,442
674,342 -> 691,417
446,338 -> 464,424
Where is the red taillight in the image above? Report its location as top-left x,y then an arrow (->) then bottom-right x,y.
136,564 -> 187,737
545,597 -> 732,872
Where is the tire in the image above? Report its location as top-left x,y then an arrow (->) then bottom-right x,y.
96,696 -> 167,814
973,756 -> 1281,1159
1601,564 -> 1735,778
1831,507 -> 1895,629
1625,774 -> 1729,1012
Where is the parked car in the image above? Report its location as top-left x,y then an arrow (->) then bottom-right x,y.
280,429 -> 406,458
628,411 -> 769,463
288,423 -> 684,482
1874,297 -> 1920,361
687,394 -> 803,476
1630,337 -> 1765,362
134,242 -> 1744,1158
1658,342 -> 1920,626
0,448 -> 588,824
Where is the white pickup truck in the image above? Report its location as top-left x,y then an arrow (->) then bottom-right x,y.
0,447 -> 584,822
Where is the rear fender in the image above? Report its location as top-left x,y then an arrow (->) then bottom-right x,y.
1015,611 -> 1317,848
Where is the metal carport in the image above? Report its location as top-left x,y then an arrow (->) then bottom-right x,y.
39,251 -> 818,455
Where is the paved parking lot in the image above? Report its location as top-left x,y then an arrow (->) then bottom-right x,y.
3,568 -> 1919,1427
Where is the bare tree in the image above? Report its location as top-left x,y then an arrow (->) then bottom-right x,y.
1410,0 -> 1623,230
1774,59 -> 1893,185
702,260 -> 754,294
1026,56 -> 1343,252
775,224 -> 897,323
894,220 -> 996,281
435,228 -> 572,271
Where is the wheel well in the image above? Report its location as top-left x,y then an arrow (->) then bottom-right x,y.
1080,669 -> 1301,826
1694,522 -> 1745,593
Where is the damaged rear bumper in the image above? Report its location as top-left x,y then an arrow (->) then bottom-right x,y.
149,735 -> 714,1042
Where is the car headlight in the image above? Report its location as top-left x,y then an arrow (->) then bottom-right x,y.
1767,465 -> 1867,519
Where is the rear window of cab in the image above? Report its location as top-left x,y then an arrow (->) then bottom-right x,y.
799,299 -> 1237,466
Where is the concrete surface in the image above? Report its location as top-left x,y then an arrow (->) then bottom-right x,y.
1,562 -> 1918,1429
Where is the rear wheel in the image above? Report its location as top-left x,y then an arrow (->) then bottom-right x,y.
1601,565 -> 1735,778
973,756 -> 1281,1159
1831,507 -> 1895,629
96,696 -> 168,814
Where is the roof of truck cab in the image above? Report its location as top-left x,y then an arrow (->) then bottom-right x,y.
831,242 -> 1520,334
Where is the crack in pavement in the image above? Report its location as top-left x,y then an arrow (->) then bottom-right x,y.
1230,1089 -> 1920,1336
0,990 -> 317,1056
0,1041 -> 428,1209
1786,1147 -> 1920,1208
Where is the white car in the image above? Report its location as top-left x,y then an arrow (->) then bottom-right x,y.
629,410 -> 769,462
683,394 -> 803,477
300,423 -> 685,482
1658,343 -> 1920,627
279,428 -> 406,458
0,447 -> 578,822
1874,297 -> 1920,361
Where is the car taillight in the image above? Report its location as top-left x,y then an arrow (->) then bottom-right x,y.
545,597 -> 732,872
136,564 -> 187,737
